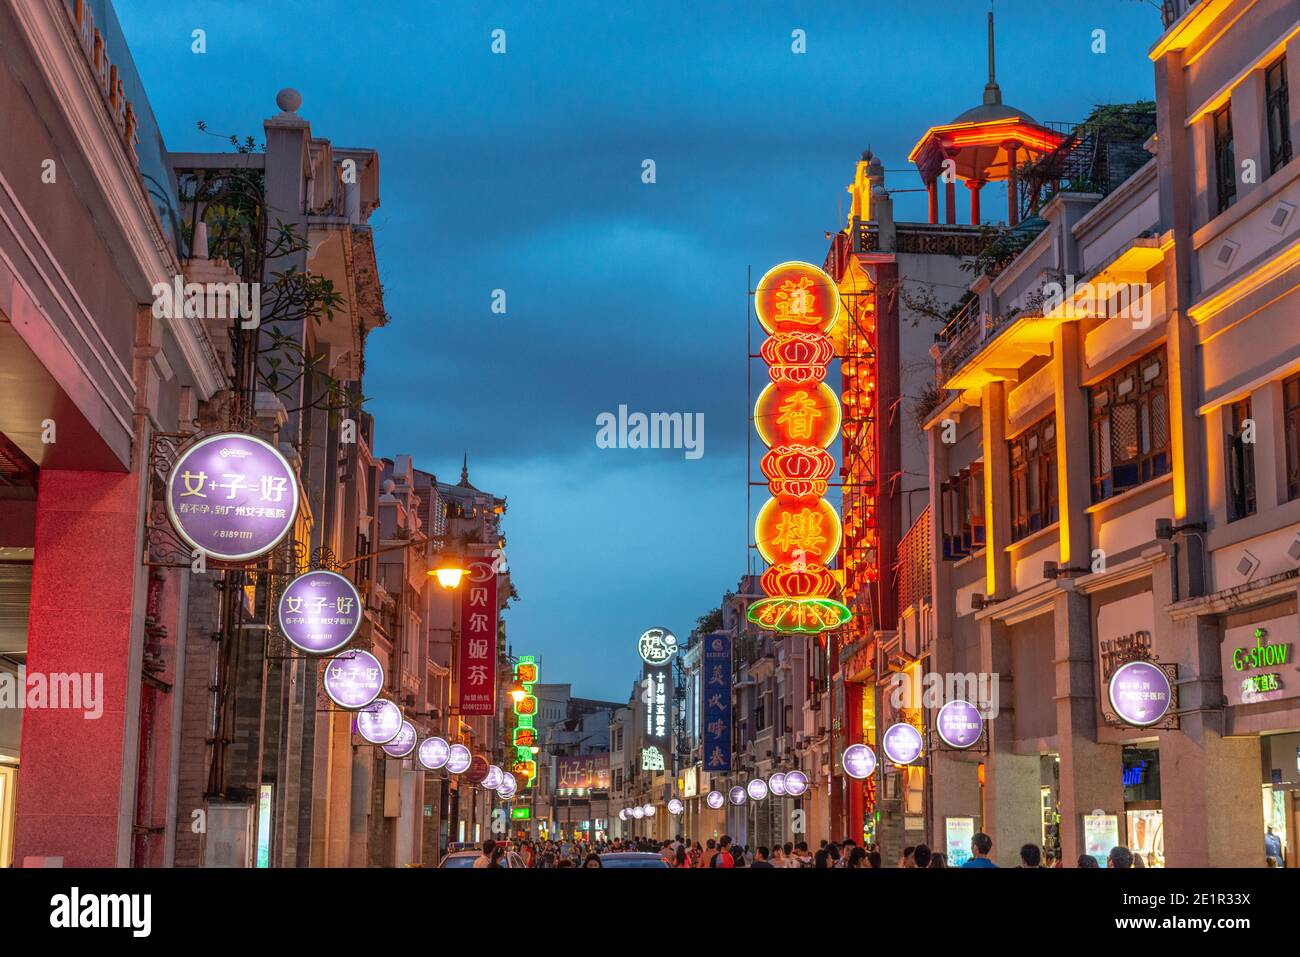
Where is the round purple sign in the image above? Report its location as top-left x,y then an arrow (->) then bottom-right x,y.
936,699 -> 983,749
784,770 -> 808,796
356,698 -> 402,745
728,786 -> 747,806
418,736 -> 451,770
482,765 -> 503,790
618,808 -> 629,821
279,570 -> 362,655
446,744 -> 472,775
498,772 -> 518,798
1109,660 -> 1172,727
382,721 -> 417,758
668,798 -> 684,814
883,722 -> 924,765
768,772 -> 787,796
842,743 -> 877,780
322,649 -> 383,709
166,432 -> 299,562
706,790 -> 724,809
631,806 -> 645,819
747,778 -> 768,800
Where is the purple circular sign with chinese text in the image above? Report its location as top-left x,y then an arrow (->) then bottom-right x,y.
728,786 -> 747,806
706,790 -> 724,809
747,778 -> 768,800
768,772 -> 787,796
166,433 -> 299,562
418,736 -> 451,770
322,650 -> 383,709
936,699 -> 983,749
843,743 -> 877,780
883,723 -> 924,765
668,798 -> 684,814
279,570 -> 362,655
1109,660 -> 1172,727
356,699 -> 402,745
482,765 -> 503,790
382,721 -> 417,758
784,770 -> 808,796
498,772 -> 517,798
446,744 -> 472,774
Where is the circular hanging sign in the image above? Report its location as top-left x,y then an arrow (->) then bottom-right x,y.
498,772 -> 518,799
1109,660 -> 1172,727
637,627 -> 678,666
728,786 -> 747,806
382,721 -> 417,758
668,798 -> 684,815
278,570 -> 362,655
643,804 -> 656,817
768,772 -> 787,796
936,699 -> 984,749
706,790 -> 725,810
631,806 -> 645,820
323,650 -> 383,709
755,261 -> 842,336
482,765 -> 504,791
842,743 -> 878,780
418,736 -> 451,771
446,744 -> 472,775
747,778 -> 769,801
783,770 -> 808,796
618,808 -> 629,821
356,698 -> 402,745
166,432 -> 299,562
883,723 -> 924,765
466,755 -> 489,785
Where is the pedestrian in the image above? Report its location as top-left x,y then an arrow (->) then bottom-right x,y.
689,841 -> 702,867
1078,854 -> 1099,868
961,832 -> 997,868
473,839 -> 497,868
867,851 -> 882,868
712,836 -> 736,868
582,853 -> 602,868
827,842 -> 842,867
1107,846 -> 1134,869
701,838 -> 718,868
900,846 -> 916,868
929,852 -> 947,868
795,841 -> 813,867
1019,844 -> 1042,868
732,843 -> 747,867
490,844 -> 507,867
1265,826 -> 1283,866
913,844 -> 932,868
813,848 -> 831,868
783,842 -> 796,867
675,845 -> 689,868
752,846 -> 775,868
847,847 -> 867,868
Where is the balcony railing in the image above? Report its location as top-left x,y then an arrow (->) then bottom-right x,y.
895,506 -> 932,612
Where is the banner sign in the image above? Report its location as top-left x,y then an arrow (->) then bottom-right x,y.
557,754 -> 611,791
945,816 -> 974,867
458,559 -> 499,715
279,570 -> 361,654
702,633 -> 732,772
1108,660 -> 1172,727
166,432 -> 298,562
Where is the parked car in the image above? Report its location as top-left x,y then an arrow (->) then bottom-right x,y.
438,849 -> 525,868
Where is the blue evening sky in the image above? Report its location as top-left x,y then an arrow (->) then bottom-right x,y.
117,0 -> 1159,701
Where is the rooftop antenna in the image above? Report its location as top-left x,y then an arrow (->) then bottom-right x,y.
984,3 -> 1002,107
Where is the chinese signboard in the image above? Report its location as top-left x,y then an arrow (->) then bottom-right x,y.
418,736 -> 450,771
702,633 -> 731,773
382,721 -> 417,758
1222,620 -> 1296,706
637,627 -> 677,665
557,754 -> 610,791
945,816 -> 974,867
882,722 -> 924,765
457,558 -> 498,716
749,262 -> 850,635
842,743 -> 877,779
1084,813 -> 1120,866
936,699 -> 983,749
641,746 -> 664,771
1108,660 -> 1172,727
512,655 -> 539,788
278,570 -> 361,655
166,432 -> 299,562
640,629 -> 674,751
323,649 -> 383,709
356,698 -> 403,745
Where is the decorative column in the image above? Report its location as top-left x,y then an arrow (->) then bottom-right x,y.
1005,141 -> 1020,226
967,179 -> 983,225
927,177 -> 939,224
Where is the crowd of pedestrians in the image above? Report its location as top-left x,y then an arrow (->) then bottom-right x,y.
470,831 -> 1154,868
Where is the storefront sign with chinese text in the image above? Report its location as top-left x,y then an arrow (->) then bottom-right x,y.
1108,660 -> 1172,727
702,633 -> 732,772
457,558 -> 498,716
882,722 -> 924,765
356,698 -> 402,745
936,699 -> 983,749
278,570 -> 361,655
323,650 -> 383,709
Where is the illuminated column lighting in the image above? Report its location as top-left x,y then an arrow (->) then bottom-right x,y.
749,262 -> 850,634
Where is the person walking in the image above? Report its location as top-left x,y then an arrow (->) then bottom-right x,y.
674,845 -> 689,868
712,836 -> 736,868
472,839 -> 497,868
1107,846 -> 1134,869
1265,826 -> 1284,866
582,853 -> 603,868
913,844 -> 932,868
1019,844 -> 1042,868
701,838 -> 718,868
847,847 -> 867,868
929,852 -> 947,868
961,832 -> 997,868
752,846 -> 775,868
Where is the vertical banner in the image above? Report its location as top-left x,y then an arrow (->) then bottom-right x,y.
458,558 -> 498,715
702,633 -> 732,773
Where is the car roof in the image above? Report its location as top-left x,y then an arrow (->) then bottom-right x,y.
600,852 -> 665,858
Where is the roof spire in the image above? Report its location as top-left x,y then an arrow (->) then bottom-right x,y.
459,452 -> 470,487
983,6 -> 1002,107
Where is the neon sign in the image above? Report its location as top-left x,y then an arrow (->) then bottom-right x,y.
512,655 -> 539,788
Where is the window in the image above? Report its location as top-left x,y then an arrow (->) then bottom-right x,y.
755,693 -> 767,732
1089,348 -> 1171,502
1284,374 -> 1300,500
1213,103 -> 1236,214
1226,398 -> 1256,521
1009,416 -> 1059,541
941,463 -> 985,560
1266,56 -> 1292,175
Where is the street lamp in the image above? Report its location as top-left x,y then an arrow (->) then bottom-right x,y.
509,679 -> 527,703
429,552 -> 468,590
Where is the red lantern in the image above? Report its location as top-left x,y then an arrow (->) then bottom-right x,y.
761,332 -> 835,386
760,445 -> 836,500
